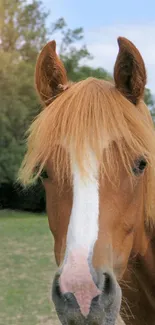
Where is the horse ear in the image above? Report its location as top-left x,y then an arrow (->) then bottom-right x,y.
35,40 -> 68,106
114,37 -> 147,105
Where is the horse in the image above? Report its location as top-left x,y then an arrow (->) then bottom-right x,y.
18,37 -> 155,325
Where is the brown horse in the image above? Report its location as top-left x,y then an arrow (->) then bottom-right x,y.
19,37 -> 155,325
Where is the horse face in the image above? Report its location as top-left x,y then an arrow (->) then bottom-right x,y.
19,36 -> 155,325
36,38 -> 148,325
44,151 -> 147,325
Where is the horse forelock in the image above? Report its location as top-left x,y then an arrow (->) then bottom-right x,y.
18,77 -> 155,223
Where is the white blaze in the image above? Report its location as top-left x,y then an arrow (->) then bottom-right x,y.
59,150 -> 101,317
66,151 -> 99,253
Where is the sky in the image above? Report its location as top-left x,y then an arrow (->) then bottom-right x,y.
42,0 -> 155,93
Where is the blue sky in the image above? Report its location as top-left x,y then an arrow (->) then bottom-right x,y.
42,0 -> 155,93
44,0 -> 155,28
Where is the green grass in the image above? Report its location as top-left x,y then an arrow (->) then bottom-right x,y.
0,210 -> 60,325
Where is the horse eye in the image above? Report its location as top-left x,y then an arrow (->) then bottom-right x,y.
132,158 -> 147,176
40,169 -> 48,179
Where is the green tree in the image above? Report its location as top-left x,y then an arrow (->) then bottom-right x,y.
0,0 -> 47,183
70,65 -> 112,82
0,0 -> 48,61
51,17 -> 92,80
51,18 -> 112,82
0,3 -> 93,184
144,88 -> 154,109
0,51 -> 40,182
144,88 -> 155,122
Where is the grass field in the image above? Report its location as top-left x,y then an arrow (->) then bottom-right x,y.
0,210 -> 59,325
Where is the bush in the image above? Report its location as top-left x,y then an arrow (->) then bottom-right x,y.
0,181 -> 45,212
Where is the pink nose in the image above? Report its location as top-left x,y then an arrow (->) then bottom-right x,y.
59,249 -> 101,317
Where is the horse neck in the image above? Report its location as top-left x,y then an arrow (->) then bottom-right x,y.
121,228 -> 155,325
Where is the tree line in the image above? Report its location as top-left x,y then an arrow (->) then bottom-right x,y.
0,0 -> 154,211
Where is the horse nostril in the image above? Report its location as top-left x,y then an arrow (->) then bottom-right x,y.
52,274 -> 63,303
52,274 -> 79,309
55,278 -> 62,298
69,321 -> 77,325
92,294 -> 100,304
103,272 -> 113,295
63,292 -> 79,309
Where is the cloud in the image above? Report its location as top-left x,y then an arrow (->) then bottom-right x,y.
84,24 -> 155,93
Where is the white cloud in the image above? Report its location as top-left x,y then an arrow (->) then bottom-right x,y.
84,24 -> 155,94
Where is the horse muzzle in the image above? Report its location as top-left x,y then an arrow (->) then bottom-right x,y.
52,267 -> 122,325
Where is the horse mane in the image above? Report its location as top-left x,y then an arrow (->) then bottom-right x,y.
18,77 -> 155,222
